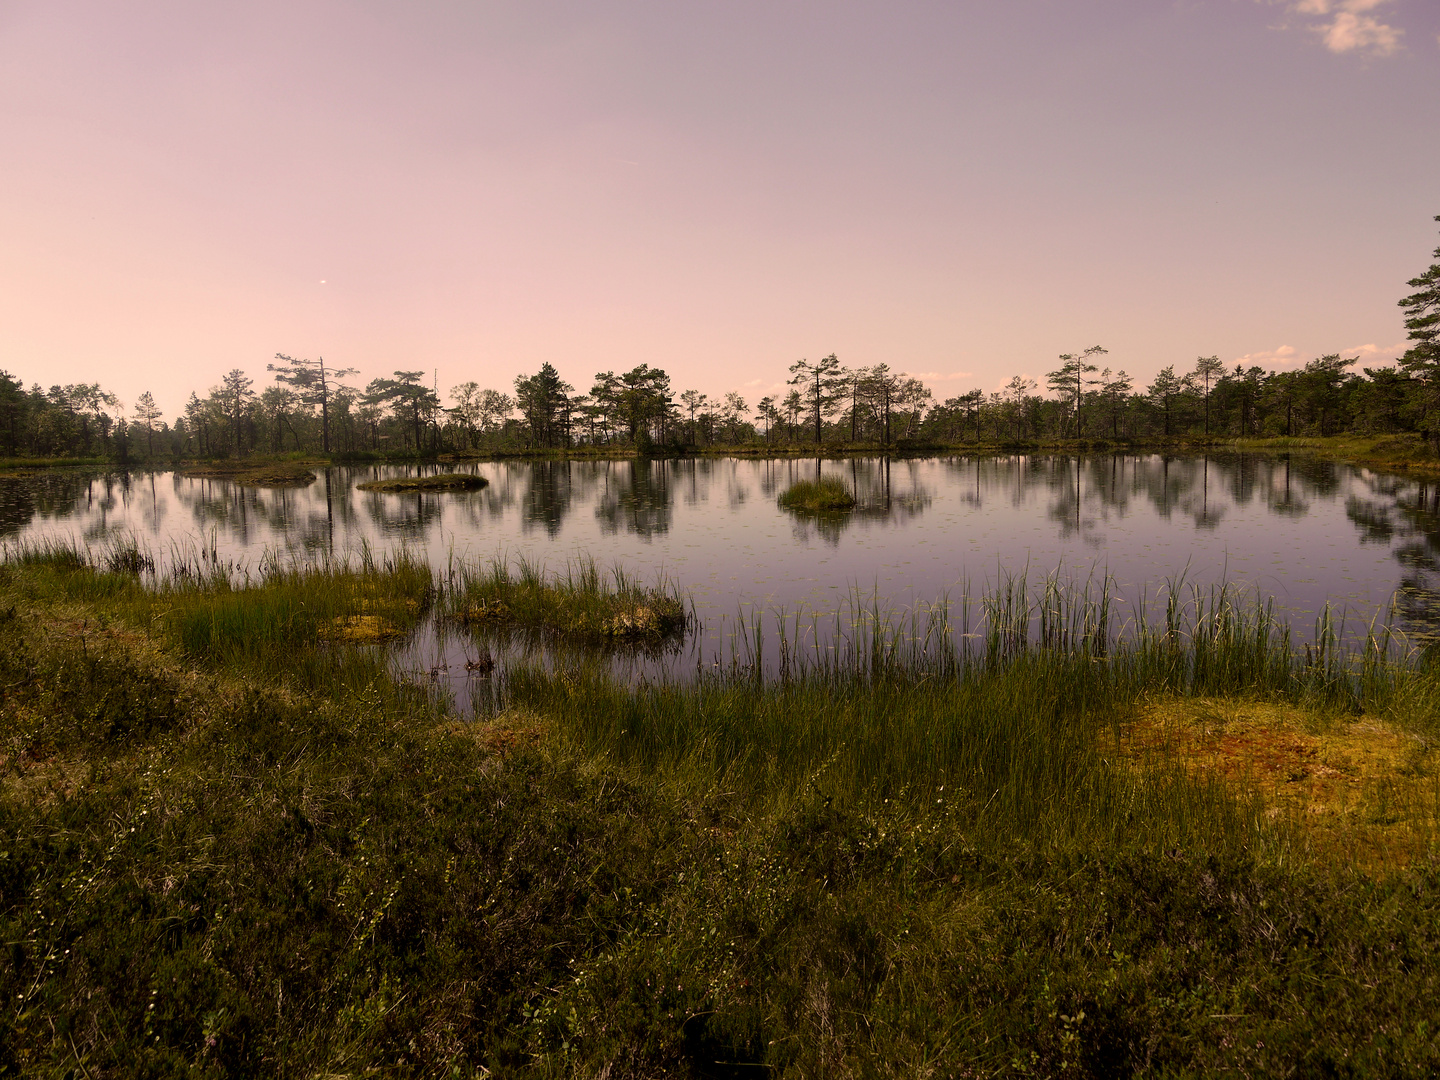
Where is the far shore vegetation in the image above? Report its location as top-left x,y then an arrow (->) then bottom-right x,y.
1,540 -> 1439,1073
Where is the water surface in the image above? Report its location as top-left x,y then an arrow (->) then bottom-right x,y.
4,454 -> 1437,700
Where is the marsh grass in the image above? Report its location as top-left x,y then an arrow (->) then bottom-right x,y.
447,555 -> 686,642
777,475 -> 857,511
1,537 -> 435,685
507,568 -> 1439,870
3,547 -> 1440,1074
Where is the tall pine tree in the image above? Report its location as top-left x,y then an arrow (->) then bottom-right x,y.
1398,215 -> 1440,451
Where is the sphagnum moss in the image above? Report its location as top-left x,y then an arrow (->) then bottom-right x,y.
2,550 -> 1440,1076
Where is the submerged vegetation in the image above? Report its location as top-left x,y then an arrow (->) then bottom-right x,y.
1,541 -> 1439,1074
777,475 -> 857,511
356,472 -> 488,493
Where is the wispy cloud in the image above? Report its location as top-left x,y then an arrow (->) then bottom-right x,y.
1272,0 -> 1404,57
907,371 -> 974,381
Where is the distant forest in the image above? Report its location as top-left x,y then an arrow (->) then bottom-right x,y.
3,217 -> 1436,461
0,349 -> 1433,462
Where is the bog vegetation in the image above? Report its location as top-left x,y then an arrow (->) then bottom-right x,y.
1,541 -> 1439,1074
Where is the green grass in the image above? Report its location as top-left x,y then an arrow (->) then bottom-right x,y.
777,475 -> 857,511
1,552 -> 1439,1074
356,472 -> 489,492
447,555 -> 686,642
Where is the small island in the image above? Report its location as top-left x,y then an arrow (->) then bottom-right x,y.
777,476 -> 857,511
356,473 -> 489,493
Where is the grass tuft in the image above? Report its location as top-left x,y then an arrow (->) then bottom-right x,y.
778,475 -> 857,510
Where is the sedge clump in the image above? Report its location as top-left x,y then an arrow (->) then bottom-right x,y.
778,476 -> 856,511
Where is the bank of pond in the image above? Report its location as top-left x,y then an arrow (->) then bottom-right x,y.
1,543 -> 1438,1075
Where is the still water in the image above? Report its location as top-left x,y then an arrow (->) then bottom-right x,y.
3,455 -> 1438,699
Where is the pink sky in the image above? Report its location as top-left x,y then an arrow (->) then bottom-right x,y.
2,1 -> 1438,419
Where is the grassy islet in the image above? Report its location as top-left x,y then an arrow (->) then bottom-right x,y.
356,473 -> 488,493
777,475 -> 857,511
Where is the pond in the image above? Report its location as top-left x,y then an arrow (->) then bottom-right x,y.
3,454 -> 1438,705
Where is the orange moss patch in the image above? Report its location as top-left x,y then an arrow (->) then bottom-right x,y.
322,614 -> 405,643
1113,698 -> 1439,871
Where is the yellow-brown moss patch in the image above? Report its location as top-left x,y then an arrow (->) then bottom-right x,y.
1112,697 -> 1439,870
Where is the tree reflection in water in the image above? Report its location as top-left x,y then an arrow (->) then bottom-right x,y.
1345,474 -> 1440,645
1,454 -> 1438,646
595,458 -> 672,540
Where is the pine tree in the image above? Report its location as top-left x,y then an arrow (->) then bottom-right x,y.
269,354 -> 358,454
788,354 -> 845,446
133,391 -> 162,457
1398,215 -> 1440,450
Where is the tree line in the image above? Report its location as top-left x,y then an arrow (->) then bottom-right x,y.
2,217 -> 1435,460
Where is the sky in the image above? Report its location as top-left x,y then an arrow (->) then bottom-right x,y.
2,0 -> 1438,420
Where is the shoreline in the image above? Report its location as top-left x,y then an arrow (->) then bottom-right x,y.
6,433 -> 1438,479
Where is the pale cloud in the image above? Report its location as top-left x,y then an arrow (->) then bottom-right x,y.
1339,341 -> 1408,366
1229,342 -> 1406,371
1233,344 -> 1302,368
907,371 -> 974,381
1272,0 -> 1404,57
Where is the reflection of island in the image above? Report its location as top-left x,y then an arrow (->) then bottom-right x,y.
779,457 -> 931,546
1345,474 -> 1440,643
171,473 -> 321,547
